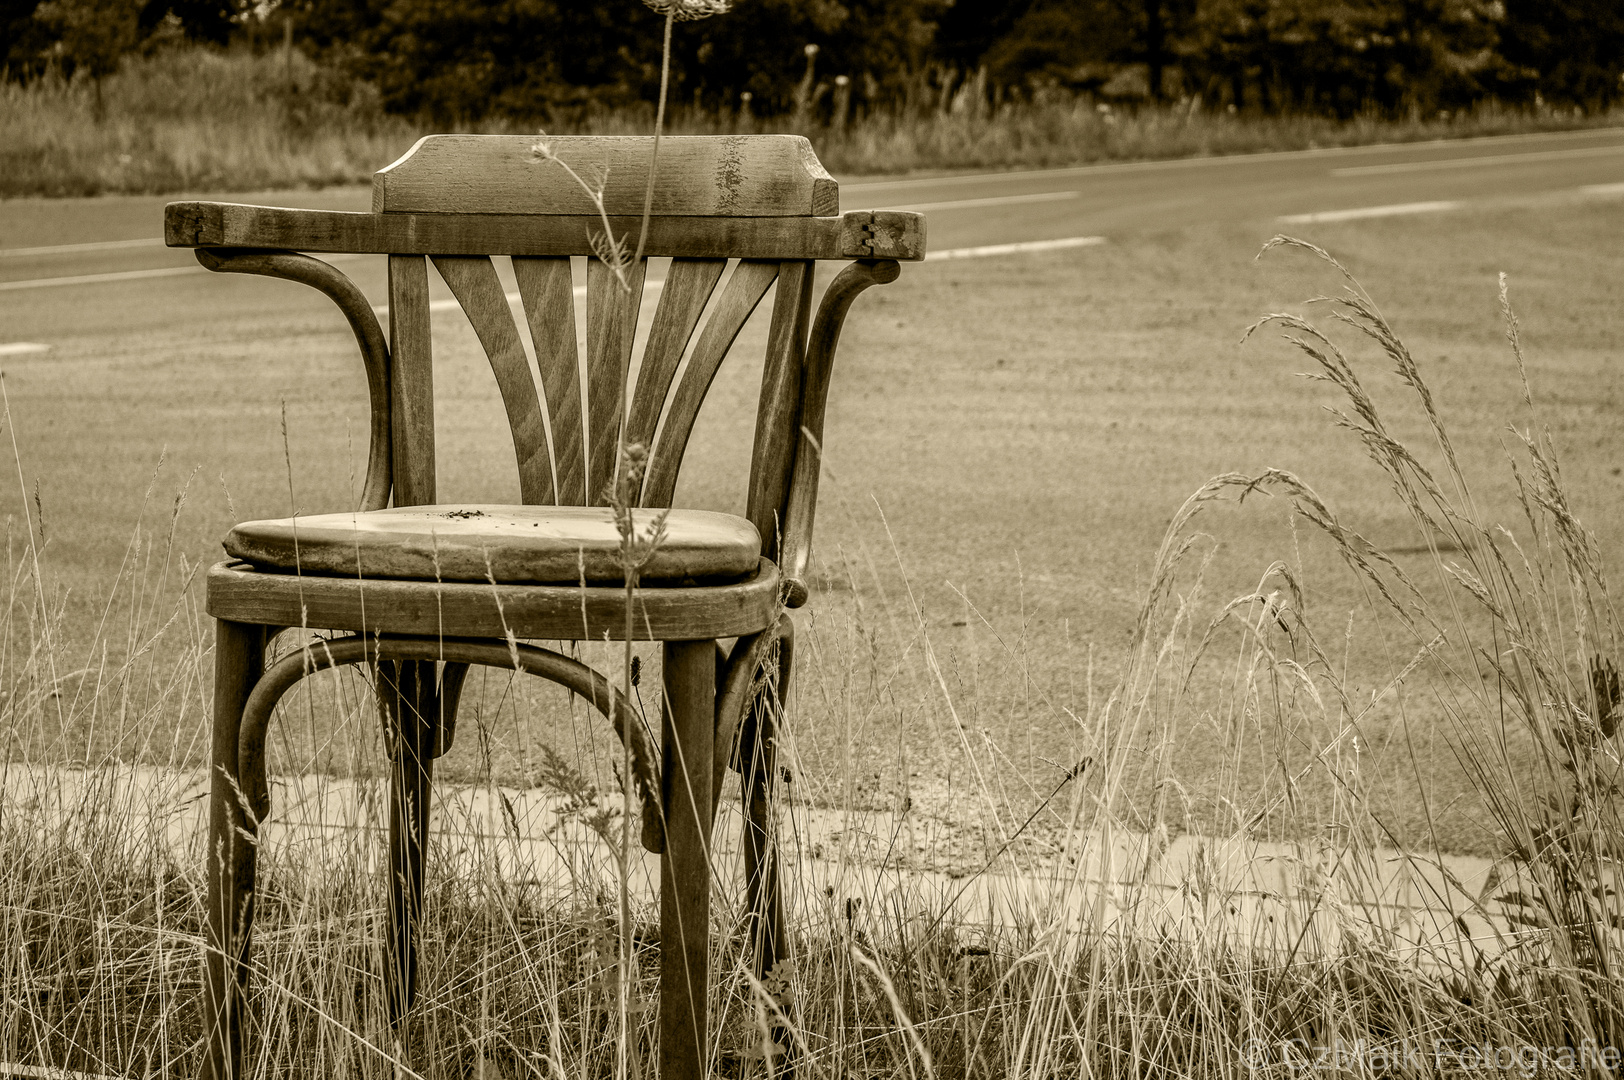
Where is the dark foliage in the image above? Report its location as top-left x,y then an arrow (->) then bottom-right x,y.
4,0 -> 1618,119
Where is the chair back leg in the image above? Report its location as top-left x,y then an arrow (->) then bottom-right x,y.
741,622 -> 792,1068
661,641 -> 716,1080
381,659 -> 441,1027
201,621 -> 269,1080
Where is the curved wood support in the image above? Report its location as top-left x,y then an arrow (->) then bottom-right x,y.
780,259 -> 901,607
234,634 -> 666,853
711,615 -> 791,826
195,248 -> 393,512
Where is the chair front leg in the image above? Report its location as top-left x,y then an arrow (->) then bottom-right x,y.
201,620 -> 268,1080
662,640 -> 716,1080
381,659 -> 440,1027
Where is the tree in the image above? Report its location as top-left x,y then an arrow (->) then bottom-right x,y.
291,0 -> 947,122
1184,0 -> 1508,116
33,0 -> 144,109
1499,0 -> 1624,111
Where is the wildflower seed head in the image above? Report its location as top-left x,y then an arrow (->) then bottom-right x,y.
643,0 -> 730,21
623,442 -> 649,488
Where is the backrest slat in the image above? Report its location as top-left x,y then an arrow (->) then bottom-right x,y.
432,256 -> 554,504
388,255 -> 436,507
583,259 -> 647,505
623,258 -> 727,458
745,262 -> 814,556
642,259 -> 780,509
512,257 -> 583,504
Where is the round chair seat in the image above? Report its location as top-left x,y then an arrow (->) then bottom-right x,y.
224,504 -> 762,584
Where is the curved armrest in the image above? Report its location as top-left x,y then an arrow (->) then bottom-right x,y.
779,258 -> 901,607
195,248 -> 393,511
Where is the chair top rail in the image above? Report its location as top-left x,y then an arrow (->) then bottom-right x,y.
164,202 -> 926,262
374,134 -> 840,217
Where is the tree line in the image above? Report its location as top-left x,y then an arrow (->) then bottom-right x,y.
3,0 -> 1619,122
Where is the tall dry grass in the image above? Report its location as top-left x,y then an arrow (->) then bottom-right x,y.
3,248 -> 1623,1078
2,46 -> 1616,199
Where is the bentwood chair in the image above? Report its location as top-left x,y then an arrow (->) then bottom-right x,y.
164,134 -> 924,1080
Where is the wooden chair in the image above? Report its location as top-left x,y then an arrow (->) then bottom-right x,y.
164,134 -> 924,1080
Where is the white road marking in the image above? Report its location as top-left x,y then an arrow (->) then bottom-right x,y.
0,253 -> 368,292
0,264 -> 205,291
1278,201 -> 1460,224
0,342 -> 50,356
875,191 -> 1078,213
1331,144 -> 1624,177
1581,182 -> 1624,196
924,236 -> 1105,261
0,237 -> 164,258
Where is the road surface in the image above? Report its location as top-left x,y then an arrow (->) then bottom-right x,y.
3,126 -> 1622,348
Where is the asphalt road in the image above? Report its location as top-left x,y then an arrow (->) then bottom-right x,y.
3,126 -> 1623,348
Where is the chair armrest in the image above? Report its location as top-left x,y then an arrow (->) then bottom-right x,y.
165,201 -> 926,261
779,259 -> 901,607
194,248 -> 393,511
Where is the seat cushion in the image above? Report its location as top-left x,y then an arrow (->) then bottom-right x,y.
223,505 -> 762,585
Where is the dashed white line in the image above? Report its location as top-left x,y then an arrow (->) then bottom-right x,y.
875,191 -> 1079,213
0,237 -> 165,258
924,236 -> 1105,261
6,234 -> 1108,301
1581,182 -> 1624,196
0,265 -> 205,291
1278,201 -> 1460,224
1331,144 -> 1624,177
0,253 -> 368,292
0,342 -> 50,356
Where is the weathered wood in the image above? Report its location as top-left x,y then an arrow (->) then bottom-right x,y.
432,256 -> 553,503
166,203 -> 927,262
584,258 -> 646,504
375,134 -> 838,217
511,257 -> 583,504
780,259 -> 902,607
381,660 -> 437,1026
661,639 -> 715,1080
746,262 -> 814,560
388,256 -> 435,507
224,505 -> 762,584
200,620 -> 267,1080
238,634 -> 665,852
206,559 -> 780,641
189,135 -> 920,1080
642,260 -> 779,508
624,258 -> 726,460
742,620 -> 790,1017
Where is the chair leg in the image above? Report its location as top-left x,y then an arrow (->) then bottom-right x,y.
201,620 -> 267,1080
662,641 -> 716,1080
741,623 -> 792,1068
381,659 -> 439,1027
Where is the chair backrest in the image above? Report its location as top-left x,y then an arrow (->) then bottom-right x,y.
378,134 -> 836,558
166,134 -> 924,564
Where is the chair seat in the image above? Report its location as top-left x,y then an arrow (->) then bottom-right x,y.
224,505 -> 762,584
205,556 -> 781,642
